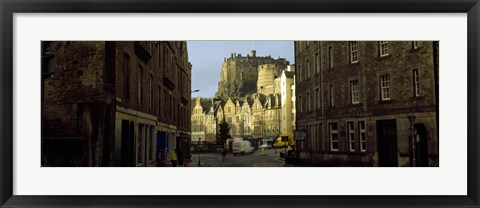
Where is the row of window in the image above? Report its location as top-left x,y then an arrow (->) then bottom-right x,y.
297,41 -> 419,82
329,121 -> 367,152
301,120 -> 366,153
122,52 -> 190,130
297,69 -> 421,113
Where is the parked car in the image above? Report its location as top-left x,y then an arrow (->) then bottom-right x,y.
259,144 -> 272,149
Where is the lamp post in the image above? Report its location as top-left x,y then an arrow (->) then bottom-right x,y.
197,137 -> 202,166
191,89 -> 199,164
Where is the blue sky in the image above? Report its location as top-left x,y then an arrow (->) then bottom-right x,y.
187,41 -> 295,98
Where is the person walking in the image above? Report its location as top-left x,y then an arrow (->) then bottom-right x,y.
170,149 -> 178,167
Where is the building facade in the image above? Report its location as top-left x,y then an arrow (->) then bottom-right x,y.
42,41 -> 192,167
295,41 -> 439,167
280,66 -> 296,136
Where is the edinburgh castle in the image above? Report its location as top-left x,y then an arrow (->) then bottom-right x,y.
215,50 -> 289,98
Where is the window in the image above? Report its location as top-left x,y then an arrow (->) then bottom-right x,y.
137,124 -> 144,165
306,59 -> 310,78
348,121 -> 355,152
350,41 -> 358,63
299,95 -> 302,113
328,46 -> 334,68
169,92 -> 173,120
42,41 -> 58,75
149,75 -> 153,109
158,86 -> 161,115
315,53 -> 320,74
317,124 -> 322,151
138,66 -> 143,104
123,54 -> 130,100
164,90 -> 167,118
228,106 -> 231,113
316,88 -> 320,109
379,41 -> 389,57
351,80 -> 359,104
149,126 -> 154,162
359,121 -> 366,152
413,69 -> 420,97
311,125 -> 316,151
412,41 -> 418,49
329,123 -> 339,151
307,92 -> 311,112
298,65 -> 302,82
173,97 -> 176,122
380,75 -> 391,101
329,84 -> 334,106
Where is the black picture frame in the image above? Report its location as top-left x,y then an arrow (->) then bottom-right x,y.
1,0 -> 479,207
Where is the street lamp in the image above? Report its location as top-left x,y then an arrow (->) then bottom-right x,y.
197,137 -> 202,166
191,89 -> 199,165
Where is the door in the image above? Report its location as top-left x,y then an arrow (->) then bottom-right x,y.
414,124 -> 429,167
120,120 -> 135,167
377,119 -> 398,167
156,131 -> 168,166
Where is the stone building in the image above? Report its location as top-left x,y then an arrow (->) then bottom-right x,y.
41,41 -> 192,167
294,41 -> 439,167
223,97 -> 238,136
191,97 -> 207,142
251,94 -> 267,138
215,50 -> 289,98
191,97 -> 222,143
263,94 -> 281,141
204,99 -> 223,142
280,66 -> 296,135
238,97 -> 254,137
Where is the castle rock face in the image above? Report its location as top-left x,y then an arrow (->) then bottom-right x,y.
215,50 -> 289,98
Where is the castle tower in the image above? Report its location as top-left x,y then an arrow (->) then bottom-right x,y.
215,51 -> 289,98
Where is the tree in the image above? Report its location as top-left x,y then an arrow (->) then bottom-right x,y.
216,117 -> 231,145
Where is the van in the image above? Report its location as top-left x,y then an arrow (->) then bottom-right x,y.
232,141 -> 254,155
273,133 -> 295,148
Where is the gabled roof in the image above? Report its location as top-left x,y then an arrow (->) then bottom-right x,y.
284,71 -> 295,78
200,100 -> 213,113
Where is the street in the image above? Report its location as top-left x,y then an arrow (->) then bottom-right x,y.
190,148 -> 285,167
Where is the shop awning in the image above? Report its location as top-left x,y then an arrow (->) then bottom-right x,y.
262,135 -> 277,141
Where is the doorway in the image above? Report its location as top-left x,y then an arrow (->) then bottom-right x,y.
414,124 -> 429,167
377,119 -> 398,167
120,120 -> 135,167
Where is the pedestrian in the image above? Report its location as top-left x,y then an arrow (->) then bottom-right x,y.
222,148 -> 227,162
183,152 -> 190,167
170,149 -> 178,167
177,149 -> 184,166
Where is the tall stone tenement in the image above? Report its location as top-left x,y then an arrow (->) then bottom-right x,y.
215,50 -> 289,98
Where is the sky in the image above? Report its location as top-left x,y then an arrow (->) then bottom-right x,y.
187,41 -> 295,98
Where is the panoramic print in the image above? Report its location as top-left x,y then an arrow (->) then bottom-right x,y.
41,41 -> 439,167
